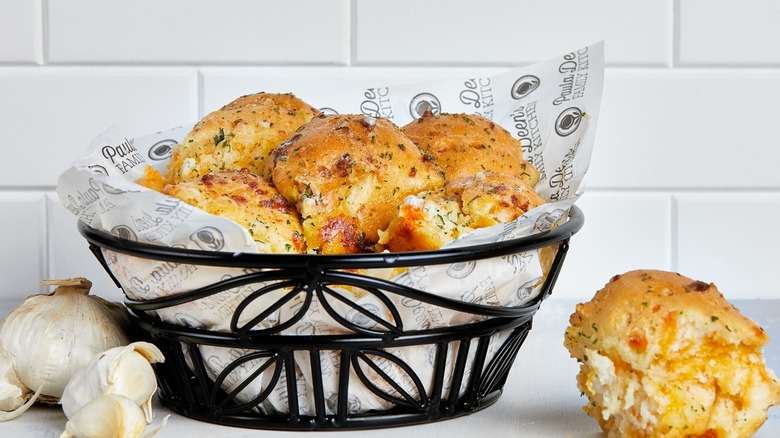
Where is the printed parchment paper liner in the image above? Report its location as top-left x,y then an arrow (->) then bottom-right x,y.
59,42 -> 604,416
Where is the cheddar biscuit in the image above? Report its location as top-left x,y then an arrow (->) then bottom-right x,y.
164,168 -> 306,254
166,92 -> 320,184
265,114 -> 445,254
564,270 -> 780,438
401,111 -> 539,186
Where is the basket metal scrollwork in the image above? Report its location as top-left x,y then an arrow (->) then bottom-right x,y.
78,205 -> 584,430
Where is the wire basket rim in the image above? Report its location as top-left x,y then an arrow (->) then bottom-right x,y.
77,205 -> 583,270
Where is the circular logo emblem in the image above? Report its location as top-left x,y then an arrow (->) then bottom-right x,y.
190,226 -> 225,251
511,75 -> 540,100
174,312 -> 206,329
346,303 -> 380,328
515,278 -> 539,302
409,93 -> 441,118
88,164 -> 109,175
446,261 -> 476,279
100,182 -> 125,195
328,393 -> 362,414
319,107 -> 339,115
111,225 -> 137,241
555,107 -> 583,137
295,322 -> 318,336
148,139 -> 177,161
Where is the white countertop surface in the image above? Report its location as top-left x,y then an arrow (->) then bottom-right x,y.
1,298 -> 778,437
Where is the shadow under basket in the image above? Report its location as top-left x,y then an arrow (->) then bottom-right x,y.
78,205 -> 584,431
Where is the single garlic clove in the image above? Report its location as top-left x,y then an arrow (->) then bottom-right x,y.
60,394 -> 147,438
61,342 -> 164,423
104,342 -> 164,423
113,342 -> 164,423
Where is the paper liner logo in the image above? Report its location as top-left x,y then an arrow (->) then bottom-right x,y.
346,303 -> 380,328
100,182 -> 126,195
446,261 -> 476,279
148,139 -> 177,161
111,225 -> 137,241
427,345 -> 437,367
534,209 -> 564,233
555,107 -> 583,137
503,252 -> 532,275
515,278 -> 539,302
328,393 -> 362,414
511,75 -> 540,100
493,221 -> 520,243
190,226 -> 225,251
409,92 -> 441,118
88,164 -> 109,175
319,107 -> 338,115
174,312 -> 206,329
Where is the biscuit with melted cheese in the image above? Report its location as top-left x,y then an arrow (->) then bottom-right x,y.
163,168 -> 306,253
564,270 -> 780,438
446,170 -> 545,228
166,92 -> 320,184
401,111 -> 539,186
265,114 -> 445,254
377,190 -> 467,252
378,171 -> 545,252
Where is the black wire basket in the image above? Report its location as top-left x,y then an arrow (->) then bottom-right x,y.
78,205 -> 583,431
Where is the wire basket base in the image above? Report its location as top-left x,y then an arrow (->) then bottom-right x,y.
133,312 -> 535,431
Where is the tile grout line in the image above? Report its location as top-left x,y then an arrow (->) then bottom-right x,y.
39,0 -> 48,65
671,0 -> 680,68
669,193 -> 678,272
350,0 -> 358,66
196,69 -> 205,118
3,62 -> 780,70
42,192 -> 52,291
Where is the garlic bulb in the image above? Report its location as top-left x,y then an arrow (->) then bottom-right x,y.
60,394 -> 149,438
0,277 -> 131,412
61,341 -> 164,423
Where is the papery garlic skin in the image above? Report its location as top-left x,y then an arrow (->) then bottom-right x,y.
61,341 -> 165,423
0,349 -> 42,421
0,349 -> 29,411
60,394 -> 147,438
0,278 -> 131,402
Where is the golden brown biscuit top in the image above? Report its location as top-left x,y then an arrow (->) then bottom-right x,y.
267,114 -> 442,186
567,270 -> 769,361
155,91 -> 550,254
402,111 -> 540,186
219,92 -> 317,113
264,114 -> 446,253
166,92 -> 321,184
565,270 -> 780,437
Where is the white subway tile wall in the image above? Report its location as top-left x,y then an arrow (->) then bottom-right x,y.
0,0 -> 42,63
1,1 -> 778,302
0,193 -> 47,292
0,67 -> 199,186
355,0 -> 672,66
47,0 -> 351,64
678,0 -> 780,66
